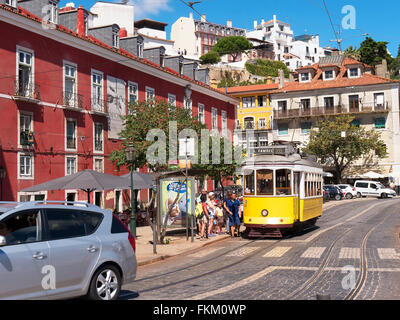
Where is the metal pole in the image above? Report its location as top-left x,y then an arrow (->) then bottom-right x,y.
153,211 -> 157,254
185,139 -> 189,241
130,164 -> 136,237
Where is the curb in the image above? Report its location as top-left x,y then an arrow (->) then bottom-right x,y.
137,234 -> 231,267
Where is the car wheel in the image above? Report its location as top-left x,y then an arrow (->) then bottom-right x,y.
346,193 -> 353,199
381,193 -> 387,199
87,265 -> 121,301
356,192 -> 361,198
335,194 -> 341,201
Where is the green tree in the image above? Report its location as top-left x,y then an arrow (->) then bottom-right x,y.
199,51 -> 221,65
303,115 -> 387,183
344,45 -> 360,60
358,37 -> 394,67
245,59 -> 290,78
212,36 -> 253,62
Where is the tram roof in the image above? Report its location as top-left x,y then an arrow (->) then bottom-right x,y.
242,153 -> 322,169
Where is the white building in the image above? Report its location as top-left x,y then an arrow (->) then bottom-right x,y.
171,12 -> 246,61
247,15 -> 331,71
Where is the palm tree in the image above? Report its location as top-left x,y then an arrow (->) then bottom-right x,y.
344,46 -> 361,61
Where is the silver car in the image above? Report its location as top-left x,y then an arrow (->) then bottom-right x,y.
0,201 -> 137,300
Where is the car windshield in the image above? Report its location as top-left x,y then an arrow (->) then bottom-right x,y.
339,186 -> 346,189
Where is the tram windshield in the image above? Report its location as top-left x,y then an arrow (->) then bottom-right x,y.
256,170 -> 274,195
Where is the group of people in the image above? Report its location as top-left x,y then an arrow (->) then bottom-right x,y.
195,189 -> 242,241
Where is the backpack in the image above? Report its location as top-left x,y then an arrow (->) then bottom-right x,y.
195,203 -> 204,218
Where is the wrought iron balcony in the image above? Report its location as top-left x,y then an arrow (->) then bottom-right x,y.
63,92 -> 83,109
13,80 -> 40,101
273,103 -> 390,119
235,122 -> 271,131
91,97 -> 107,114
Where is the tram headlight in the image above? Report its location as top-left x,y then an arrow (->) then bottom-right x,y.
261,209 -> 269,217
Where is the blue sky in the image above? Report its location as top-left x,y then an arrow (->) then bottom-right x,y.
60,0 -> 400,56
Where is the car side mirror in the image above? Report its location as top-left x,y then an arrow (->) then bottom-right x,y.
0,236 -> 6,247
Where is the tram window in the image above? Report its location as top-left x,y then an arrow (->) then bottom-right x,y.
244,173 -> 255,195
256,170 -> 273,195
276,169 -> 291,195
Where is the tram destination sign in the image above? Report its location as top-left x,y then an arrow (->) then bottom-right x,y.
255,145 -> 295,157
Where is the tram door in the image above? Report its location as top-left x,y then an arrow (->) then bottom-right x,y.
293,172 -> 301,221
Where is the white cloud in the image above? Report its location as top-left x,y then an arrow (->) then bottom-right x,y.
129,0 -> 172,18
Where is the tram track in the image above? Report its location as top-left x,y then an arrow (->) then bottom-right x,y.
285,200 -> 396,300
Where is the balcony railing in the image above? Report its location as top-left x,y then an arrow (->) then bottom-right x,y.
235,122 -> 271,131
63,92 -> 83,109
20,130 -> 34,146
91,98 -> 106,114
274,103 -> 390,119
14,80 -> 40,101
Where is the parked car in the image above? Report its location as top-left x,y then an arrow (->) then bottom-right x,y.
323,185 -> 344,200
354,180 -> 397,199
336,184 -> 358,199
0,201 -> 137,300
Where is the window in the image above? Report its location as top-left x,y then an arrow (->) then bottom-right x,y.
64,63 -> 77,107
324,97 -> 334,108
300,99 -> 311,111
94,123 -> 103,152
324,70 -> 334,80
145,87 -> 155,101
258,118 -> 267,129
211,108 -> 218,130
45,209 -> 103,240
5,0 -> 17,7
66,119 -> 76,150
47,1 -> 58,24
374,93 -> 385,109
278,100 -> 287,111
17,50 -> 33,97
66,156 -> 77,175
256,169 -> 273,195
300,72 -> 310,82
168,94 -> 176,107
349,95 -> 359,110
19,153 -> 33,178
278,123 -> 288,135
244,172 -> 254,195
198,103 -> 205,124
92,71 -> 103,112
349,68 -> 359,77
276,169 -> 291,195
221,110 -> 227,134
112,29 -> 119,49
184,97 -> 192,113
19,113 -> 33,146
257,96 -> 267,106
94,158 -> 104,173
301,122 -> 312,134
375,117 -> 386,129
242,96 -> 255,108
0,210 -> 41,245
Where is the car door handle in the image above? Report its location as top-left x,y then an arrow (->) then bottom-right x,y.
87,245 -> 98,253
32,252 -> 47,260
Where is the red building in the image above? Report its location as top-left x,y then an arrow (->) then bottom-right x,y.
0,2 -> 237,209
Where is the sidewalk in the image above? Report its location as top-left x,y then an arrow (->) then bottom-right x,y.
134,226 -> 232,266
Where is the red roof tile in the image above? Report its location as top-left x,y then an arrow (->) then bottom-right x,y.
225,83 -> 280,94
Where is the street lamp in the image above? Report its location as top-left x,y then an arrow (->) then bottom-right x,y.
125,146 -> 137,237
0,167 -> 6,201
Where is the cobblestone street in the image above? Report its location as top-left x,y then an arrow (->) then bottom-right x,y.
121,198 -> 400,300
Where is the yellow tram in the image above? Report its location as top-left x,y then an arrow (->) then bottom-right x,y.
242,143 -> 323,238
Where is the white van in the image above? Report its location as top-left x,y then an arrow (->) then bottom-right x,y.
354,180 -> 396,199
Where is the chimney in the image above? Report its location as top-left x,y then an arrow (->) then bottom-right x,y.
253,20 -> 257,29
77,5 -> 85,37
189,12 -> 193,19
278,69 -> 284,89
120,27 -> 127,38
201,14 -> 206,22
273,14 -> 277,24
267,76 -> 272,84
227,20 -> 232,28
261,18 -> 264,25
